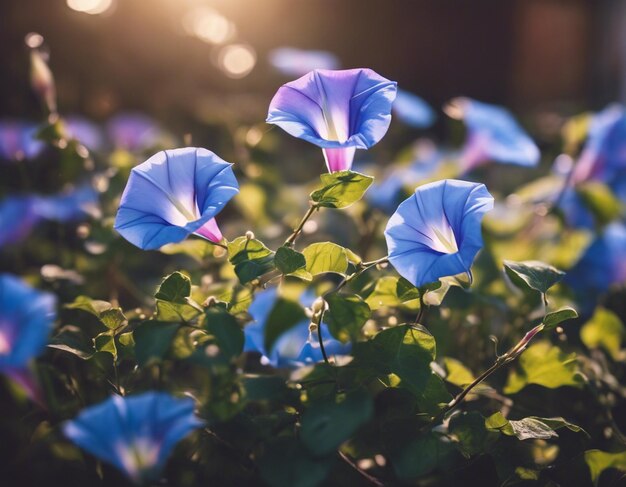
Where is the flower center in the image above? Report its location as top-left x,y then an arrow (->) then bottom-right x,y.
0,329 -> 11,355
117,438 -> 160,480
430,225 -> 459,254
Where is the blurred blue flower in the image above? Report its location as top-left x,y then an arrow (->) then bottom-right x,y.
115,147 -> 239,250
570,105 -> 626,185
244,288 -> 350,368
0,120 -> 44,162
567,222 -> 626,296
448,98 -> 539,172
63,392 -> 203,483
385,179 -> 493,287
0,274 -> 56,400
65,116 -> 104,151
268,47 -> 340,77
107,113 -> 161,152
392,89 -> 435,129
267,68 -> 397,172
0,185 -> 98,248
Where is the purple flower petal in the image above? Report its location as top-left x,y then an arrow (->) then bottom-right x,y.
393,89 -> 436,129
0,120 -> 44,162
107,113 -> 161,152
268,47 -> 340,77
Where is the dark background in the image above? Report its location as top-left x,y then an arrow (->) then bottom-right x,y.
0,0 -> 624,132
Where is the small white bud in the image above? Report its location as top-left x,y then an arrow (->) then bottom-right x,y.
245,230 -> 255,240
311,297 -> 326,314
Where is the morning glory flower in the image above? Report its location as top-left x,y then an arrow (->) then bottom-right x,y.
446,98 -> 540,172
63,392 -> 203,483
65,116 -> 104,151
0,274 -> 56,399
385,179 -> 494,287
0,120 -> 44,162
268,47 -> 340,77
0,186 -> 98,248
244,288 -> 350,368
567,222 -> 626,296
267,68 -> 397,172
114,147 -> 239,250
570,105 -> 626,185
392,89 -> 436,129
107,113 -> 161,152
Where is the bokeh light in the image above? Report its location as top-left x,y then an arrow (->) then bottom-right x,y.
182,7 -> 236,45
218,43 -> 256,79
66,0 -> 113,15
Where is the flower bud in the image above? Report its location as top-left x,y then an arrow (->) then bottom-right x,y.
311,297 -> 326,314
245,230 -> 255,240
29,47 -> 57,115
308,322 -> 318,333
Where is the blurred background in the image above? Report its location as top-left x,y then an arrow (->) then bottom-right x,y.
1,0 -> 626,163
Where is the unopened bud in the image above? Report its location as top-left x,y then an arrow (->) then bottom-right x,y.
245,230 -> 255,240
311,297 -> 326,314
308,322 -> 318,333
29,46 -> 57,115
203,296 -> 217,308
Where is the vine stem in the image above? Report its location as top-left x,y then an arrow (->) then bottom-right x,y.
427,322 -> 545,428
338,451 -> 385,487
315,308 -> 330,366
285,203 -> 319,246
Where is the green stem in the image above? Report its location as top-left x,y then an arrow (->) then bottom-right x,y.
315,308 -> 330,366
285,203 -> 319,246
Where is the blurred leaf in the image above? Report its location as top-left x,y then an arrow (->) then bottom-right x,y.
577,181 -> 623,226
504,341 -> 582,394
366,276 -> 420,310
93,332 -> 116,359
302,242 -> 349,276
159,239 -> 214,263
443,357 -> 475,386
235,183 -> 268,223
543,306 -> 578,331
397,277 -> 421,302
300,390 -> 373,455
344,248 -> 362,265
449,411 -> 499,457
205,308 -> 244,361
355,324 -> 435,395
310,170 -> 374,209
274,246 -> 306,275
324,293 -> 371,343
66,296 -> 125,329
48,326 -> 94,360
228,236 -> 275,284
584,449 -> 626,486
133,321 -> 180,366
264,298 -> 307,352
416,372 -> 452,415
242,375 -> 292,402
580,308 -> 624,359
391,432 -> 457,480
485,412 -> 585,440
258,437 -> 334,487
562,112 -> 591,154
503,260 -> 565,294
155,271 -> 191,303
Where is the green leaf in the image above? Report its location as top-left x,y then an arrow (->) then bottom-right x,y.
449,411 -> 499,457
324,293 -> 371,343
391,432 -> 457,480
65,296 -> 125,330
302,242 -> 349,276
228,236 -> 275,284
365,276 -> 419,311
577,181 -> 623,225
133,321 -> 181,366
264,298 -> 307,352
310,170 -> 374,209
159,239 -> 215,263
580,307 -> 624,360
258,437 -> 334,487
48,326 -> 95,360
355,324 -> 436,395
396,277 -> 421,302
93,332 -> 117,359
443,357 -> 475,386
204,309 -> 244,361
485,412 -> 585,440
584,449 -> 626,485
99,308 -> 126,330
155,271 -> 191,303
155,300 -> 201,323
504,341 -> 582,394
503,260 -> 565,294
544,306 -> 578,331
300,390 -> 373,455
274,246 -> 306,275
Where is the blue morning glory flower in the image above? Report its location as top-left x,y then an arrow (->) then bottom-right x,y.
447,98 -> 540,172
63,392 -> 203,483
267,68 -> 397,172
114,147 -> 239,250
384,179 -> 494,287
570,105 -> 626,185
0,186 -> 98,248
0,274 -> 56,399
392,89 -> 436,129
107,113 -> 161,152
566,222 -> 626,296
244,288 -> 351,368
65,116 -> 104,151
268,47 -> 340,77
0,120 -> 44,162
